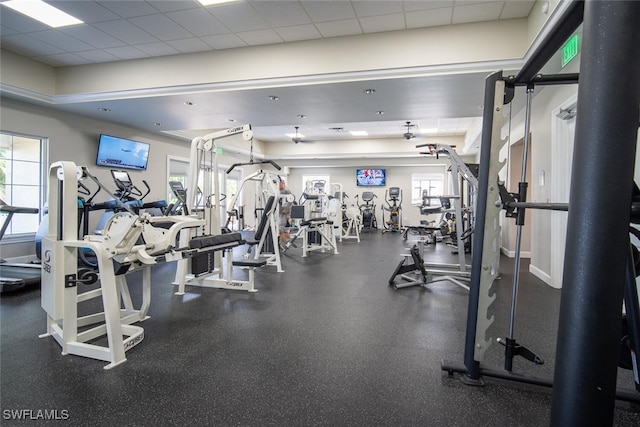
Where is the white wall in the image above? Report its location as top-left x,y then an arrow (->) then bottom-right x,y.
283,159 -> 475,229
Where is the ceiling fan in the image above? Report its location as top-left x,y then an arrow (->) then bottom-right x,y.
291,126 -> 312,144
403,121 -> 417,140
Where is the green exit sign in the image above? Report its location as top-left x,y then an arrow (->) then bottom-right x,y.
562,34 -> 579,67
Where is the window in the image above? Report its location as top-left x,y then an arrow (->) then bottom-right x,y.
411,172 -> 445,205
0,132 -> 46,239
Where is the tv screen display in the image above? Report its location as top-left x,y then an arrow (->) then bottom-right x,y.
96,134 -> 149,171
356,168 -> 386,186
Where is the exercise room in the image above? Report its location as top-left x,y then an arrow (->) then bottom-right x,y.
1,1 -> 639,425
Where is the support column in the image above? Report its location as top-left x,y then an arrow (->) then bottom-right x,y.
551,1 -> 640,425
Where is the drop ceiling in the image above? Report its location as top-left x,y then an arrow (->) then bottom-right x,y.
0,0 -> 537,153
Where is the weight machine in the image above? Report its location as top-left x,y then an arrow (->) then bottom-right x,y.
417,144 -> 477,251
39,162 -> 215,369
282,183 -> 339,257
332,184 -> 360,243
381,187 -> 403,234
442,3 -> 640,423
173,125 -> 283,294
393,144 -> 477,290
226,168 -> 287,269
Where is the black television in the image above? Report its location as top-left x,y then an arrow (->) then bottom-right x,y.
96,134 -> 149,171
356,168 -> 386,186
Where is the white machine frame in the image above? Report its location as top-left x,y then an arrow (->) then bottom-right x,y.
173,125 -> 283,295
398,143 -> 478,290
40,162 -> 205,369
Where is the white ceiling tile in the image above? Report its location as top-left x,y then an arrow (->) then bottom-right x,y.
96,1 -> 159,18
403,1 -> 454,12
103,46 -> 150,60
166,9 -> 230,37
301,1 -> 356,22
147,0 -> 200,13
501,0 -> 535,19
129,14 -> 193,40
237,29 -> 283,46
0,25 -> 18,36
275,24 -> 322,42
74,49 -> 121,63
93,20 -> 158,45
166,38 -> 212,53
315,19 -> 362,38
452,1 -> 503,24
34,52 -> 93,67
134,42 -> 181,56
201,33 -> 247,50
1,34 -> 65,56
61,26 -> 126,49
49,1 -> 121,23
352,1 -> 403,17
406,7 -> 453,28
249,1 -> 312,27
28,30 -> 95,53
359,13 -> 406,33
207,2 -> 269,32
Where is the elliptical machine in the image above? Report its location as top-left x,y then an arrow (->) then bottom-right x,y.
357,191 -> 377,232
382,187 -> 402,234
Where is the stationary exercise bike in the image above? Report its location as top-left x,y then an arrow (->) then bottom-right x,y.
357,191 -> 377,232
382,187 -> 402,233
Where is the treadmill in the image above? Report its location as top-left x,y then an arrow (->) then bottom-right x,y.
0,200 -> 40,292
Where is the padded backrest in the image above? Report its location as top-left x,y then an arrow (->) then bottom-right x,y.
254,196 -> 275,240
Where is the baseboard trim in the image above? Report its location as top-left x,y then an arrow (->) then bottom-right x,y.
500,247 -> 531,259
529,264 -> 556,288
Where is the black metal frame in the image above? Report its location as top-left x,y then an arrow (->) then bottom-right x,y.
441,0 -> 640,423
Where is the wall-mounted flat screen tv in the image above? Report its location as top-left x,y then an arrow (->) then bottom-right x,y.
356,168 -> 386,186
96,134 -> 150,171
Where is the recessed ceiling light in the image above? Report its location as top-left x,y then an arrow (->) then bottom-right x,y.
228,118 -> 236,122
2,0 -> 83,28
363,89 -> 376,94
376,111 -> 384,115
297,114 -> 306,119
329,127 -> 345,132
184,101 -> 195,106
154,122 -> 162,126
268,95 -> 279,101
350,130 -> 368,136
197,0 -> 241,5
97,107 -> 111,112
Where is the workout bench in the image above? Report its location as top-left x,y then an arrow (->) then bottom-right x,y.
284,217 -> 338,257
176,232 -> 267,294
